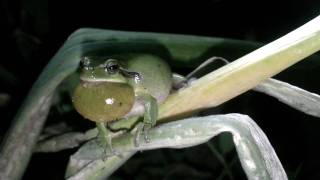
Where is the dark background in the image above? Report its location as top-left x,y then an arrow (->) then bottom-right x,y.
1,0 -> 320,179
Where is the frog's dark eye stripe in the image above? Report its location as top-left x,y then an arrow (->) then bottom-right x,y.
120,68 -> 141,80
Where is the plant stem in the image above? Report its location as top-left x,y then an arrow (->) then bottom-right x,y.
158,15 -> 320,121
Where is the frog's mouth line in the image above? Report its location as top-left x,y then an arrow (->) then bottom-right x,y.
79,77 -> 129,85
79,65 -> 141,85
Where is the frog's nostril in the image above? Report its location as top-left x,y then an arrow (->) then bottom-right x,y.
80,57 -> 91,68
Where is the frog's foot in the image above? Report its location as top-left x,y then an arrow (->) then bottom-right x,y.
96,136 -> 110,160
134,122 -> 153,147
97,134 -> 114,155
96,122 -> 122,159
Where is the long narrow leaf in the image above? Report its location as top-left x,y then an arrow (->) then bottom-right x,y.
66,114 -> 287,180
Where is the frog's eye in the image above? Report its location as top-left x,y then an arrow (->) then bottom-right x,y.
105,59 -> 120,74
80,57 -> 92,70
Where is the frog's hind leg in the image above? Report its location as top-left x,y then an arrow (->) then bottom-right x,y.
134,94 -> 158,147
173,56 -> 229,89
186,56 -> 229,79
172,73 -> 187,90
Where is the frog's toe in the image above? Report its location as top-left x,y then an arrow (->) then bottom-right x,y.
95,138 -> 109,160
134,123 -> 143,147
97,134 -> 122,159
134,122 -> 153,147
142,123 -> 152,143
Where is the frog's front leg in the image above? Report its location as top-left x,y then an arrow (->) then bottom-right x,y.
96,122 -> 118,156
134,93 -> 158,146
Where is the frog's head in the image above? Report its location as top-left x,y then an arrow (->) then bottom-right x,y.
73,57 -> 140,123
79,57 -> 140,83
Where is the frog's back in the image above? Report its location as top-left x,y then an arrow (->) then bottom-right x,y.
125,54 -> 172,103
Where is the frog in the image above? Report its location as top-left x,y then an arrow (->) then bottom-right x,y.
72,53 -> 181,153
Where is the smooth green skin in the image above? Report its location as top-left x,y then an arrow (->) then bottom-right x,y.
72,54 -> 173,148
73,54 -> 172,121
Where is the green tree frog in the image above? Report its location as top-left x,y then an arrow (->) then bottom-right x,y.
72,54 -> 177,152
